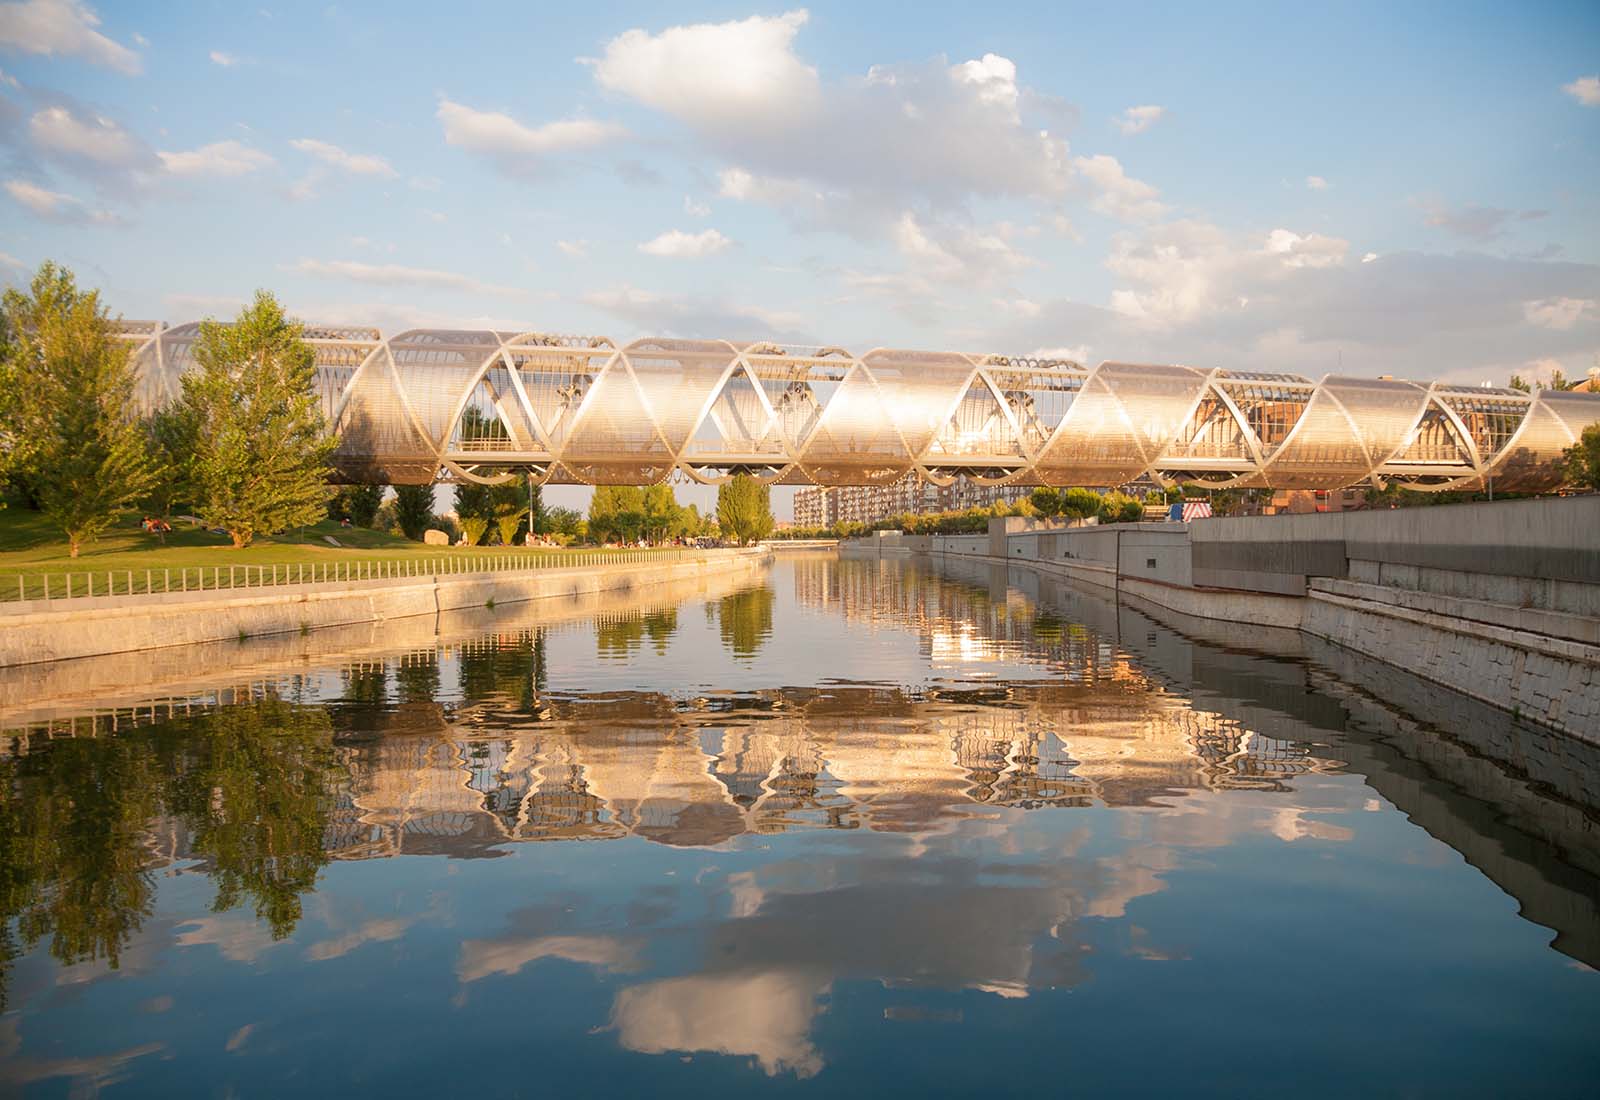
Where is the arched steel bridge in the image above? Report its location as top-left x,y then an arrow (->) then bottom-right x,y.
116,321 -> 1600,492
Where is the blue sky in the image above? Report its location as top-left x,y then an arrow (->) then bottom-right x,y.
3,1 -> 1598,512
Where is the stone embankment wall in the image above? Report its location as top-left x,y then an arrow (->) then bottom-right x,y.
845,496 -> 1600,742
0,555 -> 769,725
0,548 -> 771,669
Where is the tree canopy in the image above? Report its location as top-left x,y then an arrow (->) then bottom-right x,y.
716,474 -> 774,545
0,262 -> 155,556
180,292 -> 334,547
1565,423 -> 1600,490
393,484 -> 435,541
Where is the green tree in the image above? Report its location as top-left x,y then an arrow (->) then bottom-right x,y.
143,405 -> 195,522
1508,374 -> 1531,393
181,292 -> 334,547
1029,487 -> 1061,516
488,477 -> 527,545
543,506 -> 583,538
641,482 -> 682,543
1,262 -> 156,555
527,477 -> 544,535
1564,423 -> 1600,490
454,480 -> 491,545
1060,487 -> 1102,519
332,484 -> 382,527
589,485 -> 645,543
716,474 -> 774,545
394,484 -> 435,540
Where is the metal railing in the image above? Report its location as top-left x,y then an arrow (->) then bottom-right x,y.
0,548 -> 704,605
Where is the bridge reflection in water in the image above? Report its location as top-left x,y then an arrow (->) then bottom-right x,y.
2,555 -> 1596,1094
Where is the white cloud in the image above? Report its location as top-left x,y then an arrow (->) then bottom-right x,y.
4,177 -> 121,223
1306,175 -> 1330,190
1522,297 -> 1595,330
1073,154 -> 1168,223
1361,251 -> 1379,263
1562,74 -> 1600,107
436,99 -> 626,177
683,195 -> 710,217
590,10 -> 820,127
0,0 -> 142,75
638,227 -> 731,258
158,139 -> 273,177
716,167 -> 823,209
408,175 -> 440,191
975,245 -> 1600,390
289,258 -> 523,297
1106,220 -> 1349,323
0,250 -> 25,268
556,238 -> 588,258
891,210 -> 1030,283
1114,104 -> 1164,135
289,138 -> 396,177
892,210 -> 960,277
1264,228 -> 1348,268
592,12 -> 1069,216
27,104 -> 143,166
209,50 -> 239,67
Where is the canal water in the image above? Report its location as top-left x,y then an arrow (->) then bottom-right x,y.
2,554 -> 1597,1096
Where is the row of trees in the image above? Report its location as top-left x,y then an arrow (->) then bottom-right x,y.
1,264 -> 334,554
588,484 -> 709,544
578,475 -> 774,547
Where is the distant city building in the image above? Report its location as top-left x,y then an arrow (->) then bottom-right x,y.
793,476 -> 1031,528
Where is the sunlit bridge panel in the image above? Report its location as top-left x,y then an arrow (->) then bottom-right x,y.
110,320 -> 1600,488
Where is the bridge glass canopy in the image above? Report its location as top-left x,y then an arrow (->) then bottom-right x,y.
117,322 -> 1600,492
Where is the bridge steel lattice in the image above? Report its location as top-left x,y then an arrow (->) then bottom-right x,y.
117,322 -> 1600,491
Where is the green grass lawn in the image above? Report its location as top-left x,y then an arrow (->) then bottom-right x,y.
0,503 -> 684,599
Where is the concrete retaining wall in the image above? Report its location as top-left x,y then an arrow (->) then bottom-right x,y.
0,548 -> 771,668
845,496 -> 1600,742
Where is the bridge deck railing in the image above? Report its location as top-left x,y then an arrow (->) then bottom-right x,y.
0,548 -> 702,606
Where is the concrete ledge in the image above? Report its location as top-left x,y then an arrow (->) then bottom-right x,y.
1120,576 -> 1306,629
0,549 -> 771,668
1312,577 -> 1600,648
1303,588 -> 1598,742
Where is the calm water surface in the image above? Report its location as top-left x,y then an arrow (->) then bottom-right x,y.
3,554 -> 1598,1097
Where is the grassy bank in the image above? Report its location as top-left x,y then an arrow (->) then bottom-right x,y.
0,505 -> 673,596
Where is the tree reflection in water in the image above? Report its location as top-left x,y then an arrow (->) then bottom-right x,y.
717,586 -> 775,659
460,629 -> 551,714
595,609 -> 678,659
0,699 -> 340,1007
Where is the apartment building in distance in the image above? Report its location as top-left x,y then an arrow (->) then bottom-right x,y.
793,475 -> 1032,528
